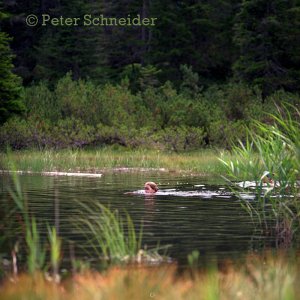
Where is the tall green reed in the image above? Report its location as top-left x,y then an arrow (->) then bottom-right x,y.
74,200 -> 167,265
8,168 -> 47,274
47,226 -> 61,281
26,217 -> 46,274
8,175 -> 46,274
5,156 -> 62,275
219,103 -> 300,244
75,201 -> 143,263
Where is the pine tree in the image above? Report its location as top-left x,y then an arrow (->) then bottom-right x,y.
34,0 -> 110,83
102,0 -> 153,79
233,0 -> 300,96
0,31 -> 24,124
0,0 -> 45,84
148,0 -> 238,84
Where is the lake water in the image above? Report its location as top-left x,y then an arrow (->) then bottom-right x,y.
0,172 -> 278,268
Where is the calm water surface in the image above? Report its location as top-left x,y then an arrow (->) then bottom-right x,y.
0,172 -> 275,267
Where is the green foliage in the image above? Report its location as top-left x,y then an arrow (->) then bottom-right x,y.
221,103 -> 299,187
52,118 -> 95,148
222,83 -> 261,120
0,73 -> 299,150
0,117 -> 42,149
153,126 -> 206,151
187,250 -> 200,269
149,0 -> 236,83
209,119 -> 248,149
47,226 -> 61,281
6,165 -> 46,274
0,31 -> 24,124
34,1 -> 109,83
1,0 -> 299,95
180,64 -> 201,96
53,74 -> 141,128
24,82 -> 60,122
233,0 -> 300,95
220,103 -> 300,242
121,64 -> 161,93
75,201 -> 144,263
26,217 -> 46,274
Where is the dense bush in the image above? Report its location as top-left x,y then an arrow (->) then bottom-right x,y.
152,126 -> 206,151
0,73 -> 298,151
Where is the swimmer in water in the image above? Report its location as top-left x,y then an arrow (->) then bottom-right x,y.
144,182 -> 158,194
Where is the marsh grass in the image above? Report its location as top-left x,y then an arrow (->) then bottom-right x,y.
2,159 -> 168,277
2,166 -> 64,276
74,200 -> 167,265
26,217 -> 46,274
219,103 -> 300,244
0,252 -> 299,300
5,162 -> 47,274
0,148 -> 230,175
76,201 -> 142,262
47,226 -> 61,282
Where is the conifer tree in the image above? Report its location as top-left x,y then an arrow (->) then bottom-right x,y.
35,0 -> 110,83
0,30 -> 24,124
233,0 -> 300,96
149,0 -> 237,83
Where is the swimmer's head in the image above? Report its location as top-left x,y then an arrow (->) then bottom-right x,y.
144,182 -> 158,194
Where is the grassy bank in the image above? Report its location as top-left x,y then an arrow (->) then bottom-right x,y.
1,252 -> 299,300
0,148 -> 230,175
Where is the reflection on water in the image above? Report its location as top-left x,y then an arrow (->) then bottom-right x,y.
0,172 -> 278,267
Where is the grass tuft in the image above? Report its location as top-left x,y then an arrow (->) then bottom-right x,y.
74,200 -> 167,265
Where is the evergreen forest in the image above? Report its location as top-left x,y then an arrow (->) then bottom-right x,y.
1,0 -> 299,150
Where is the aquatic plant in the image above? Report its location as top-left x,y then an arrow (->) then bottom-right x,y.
219,103 -> 300,244
74,201 -> 166,264
78,202 -> 142,262
25,217 -> 46,274
7,172 -> 47,274
47,226 -> 61,282
4,160 -> 63,275
187,250 -> 200,270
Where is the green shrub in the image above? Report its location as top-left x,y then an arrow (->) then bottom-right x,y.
153,126 -> 206,151
0,116 -> 51,150
24,82 -> 61,122
1,75 -> 299,151
51,118 -> 95,148
209,120 -> 248,148
0,117 -> 31,149
222,83 -> 261,120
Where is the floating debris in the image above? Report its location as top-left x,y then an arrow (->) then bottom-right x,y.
0,170 -> 102,177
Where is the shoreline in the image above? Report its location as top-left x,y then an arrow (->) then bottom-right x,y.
0,148 -> 226,177
0,167 -> 211,177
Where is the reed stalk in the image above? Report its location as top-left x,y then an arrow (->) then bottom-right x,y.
6,156 -> 46,274
26,217 -> 46,274
47,226 -> 61,282
74,200 -> 166,264
219,103 -> 300,243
